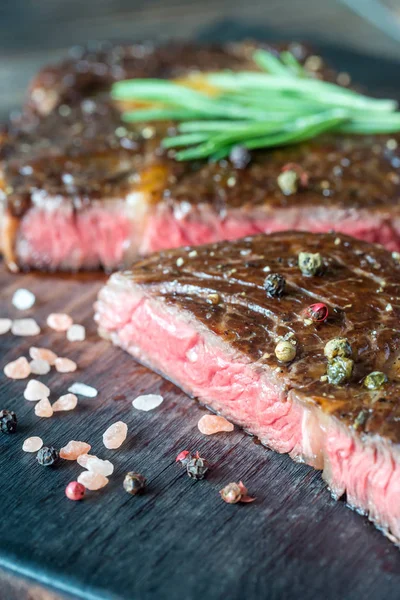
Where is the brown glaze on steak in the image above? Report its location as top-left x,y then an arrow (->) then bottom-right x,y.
123,231 -> 400,444
2,40 -> 400,220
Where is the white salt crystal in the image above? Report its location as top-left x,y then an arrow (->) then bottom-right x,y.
78,471 -> 109,490
85,456 -> 114,476
24,379 -> 50,401
66,324 -> 86,342
12,318 -> 40,336
12,289 -> 36,310
0,318 -> 12,335
29,359 -> 51,375
68,382 -> 98,398
103,421 -> 128,449
22,436 -> 43,452
77,453 -> 96,468
132,394 -> 164,412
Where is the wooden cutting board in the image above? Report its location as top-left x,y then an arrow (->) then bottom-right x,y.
1,45 -> 400,600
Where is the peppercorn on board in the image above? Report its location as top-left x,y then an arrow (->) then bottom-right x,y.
0,264 -> 399,600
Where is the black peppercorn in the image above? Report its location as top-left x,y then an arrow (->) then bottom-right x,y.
264,273 -> 286,298
0,410 -> 17,434
123,472 -> 146,495
186,453 -> 209,480
37,446 -> 59,467
229,144 -> 251,169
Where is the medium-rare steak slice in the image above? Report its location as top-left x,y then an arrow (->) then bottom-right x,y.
2,41 -> 400,271
95,231 -> 400,543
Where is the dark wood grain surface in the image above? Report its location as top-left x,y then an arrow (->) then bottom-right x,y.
1,267 -> 400,600
1,2 -> 400,599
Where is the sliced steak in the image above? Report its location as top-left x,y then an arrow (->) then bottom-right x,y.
95,231 -> 400,544
2,41 -> 400,271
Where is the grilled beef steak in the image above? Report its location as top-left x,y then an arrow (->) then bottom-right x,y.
95,231 -> 400,543
1,42 -> 400,271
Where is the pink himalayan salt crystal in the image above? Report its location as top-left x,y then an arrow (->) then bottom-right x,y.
197,415 -> 234,435
34,398 -> 53,418
29,359 -> 51,375
22,436 -> 43,452
77,453 -> 97,468
0,318 -> 12,335
12,318 -> 40,336
77,471 -> 109,491
52,393 -> 78,412
29,347 -> 57,366
103,421 -> 128,449
55,357 -> 77,373
47,313 -> 73,332
83,456 -> 114,476
60,441 -> 91,460
24,379 -> 50,401
4,357 -> 31,379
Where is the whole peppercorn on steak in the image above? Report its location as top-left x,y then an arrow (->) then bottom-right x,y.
95,231 -> 400,543
2,41 -> 400,271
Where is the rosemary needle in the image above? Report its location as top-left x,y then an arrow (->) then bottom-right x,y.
112,49 -> 400,161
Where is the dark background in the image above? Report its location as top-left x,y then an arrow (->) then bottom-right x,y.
1,2 -> 400,599
1,0 -> 400,118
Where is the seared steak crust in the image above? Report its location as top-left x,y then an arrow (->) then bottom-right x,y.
119,231 -> 400,444
2,41 -> 400,270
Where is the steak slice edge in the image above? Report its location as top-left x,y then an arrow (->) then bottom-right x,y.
95,231 -> 400,544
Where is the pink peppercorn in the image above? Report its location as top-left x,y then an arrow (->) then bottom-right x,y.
65,481 -> 85,501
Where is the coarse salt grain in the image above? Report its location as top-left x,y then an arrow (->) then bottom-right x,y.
132,394 -> 164,412
197,414 -> 234,435
84,456 -> 114,476
12,319 -> 40,336
52,393 -> 78,412
29,359 -> 51,375
60,440 -> 91,460
66,324 -> 86,342
103,421 -> 128,449
0,319 -> 12,335
68,382 -> 98,398
4,357 -> 31,379
24,379 -> 50,401
47,313 -> 73,332
12,289 -> 36,310
22,436 -> 43,452
77,471 -> 109,490
77,453 -> 97,468
29,347 -> 58,365
34,398 -> 53,418
55,357 -> 77,373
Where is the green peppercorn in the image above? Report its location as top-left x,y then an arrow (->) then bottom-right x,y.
327,357 -> 353,385
324,337 -> 352,361
363,371 -> 388,390
298,252 -> 324,276
264,273 -> 286,298
277,170 -> 298,195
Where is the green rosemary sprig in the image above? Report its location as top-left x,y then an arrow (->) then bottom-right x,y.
111,49 -> 400,161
